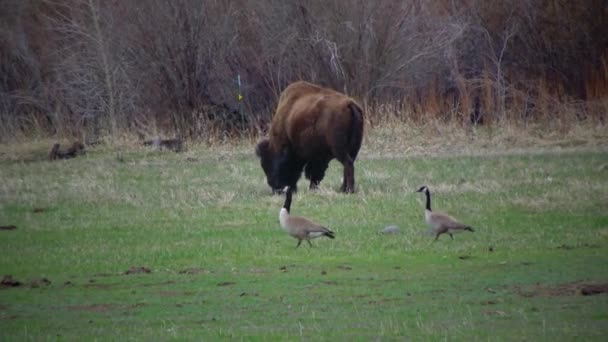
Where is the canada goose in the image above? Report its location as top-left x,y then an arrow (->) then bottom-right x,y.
415,186 -> 474,241
279,186 -> 335,248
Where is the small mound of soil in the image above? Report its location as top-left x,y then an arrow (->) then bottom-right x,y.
68,302 -> 145,312
1,275 -> 22,287
217,281 -> 236,287
0,225 -> 17,231
580,284 -> 608,296
556,243 -> 599,250
514,281 -> 608,297
124,267 -> 151,275
32,208 -> 46,213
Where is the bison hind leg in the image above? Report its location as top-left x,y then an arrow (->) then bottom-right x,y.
337,155 -> 355,193
304,161 -> 329,190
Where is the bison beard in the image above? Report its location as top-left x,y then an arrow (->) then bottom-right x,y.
256,81 -> 364,194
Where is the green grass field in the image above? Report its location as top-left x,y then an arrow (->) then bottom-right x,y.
1,129 -> 607,340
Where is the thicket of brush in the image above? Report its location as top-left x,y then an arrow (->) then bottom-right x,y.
1,0 -> 606,141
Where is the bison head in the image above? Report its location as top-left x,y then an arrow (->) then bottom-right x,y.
255,139 -> 304,194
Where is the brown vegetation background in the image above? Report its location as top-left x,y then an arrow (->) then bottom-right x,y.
0,0 -> 606,141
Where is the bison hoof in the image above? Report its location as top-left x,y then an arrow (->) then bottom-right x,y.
341,186 -> 355,193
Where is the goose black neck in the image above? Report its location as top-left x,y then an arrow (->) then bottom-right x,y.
425,189 -> 432,211
283,189 -> 292,213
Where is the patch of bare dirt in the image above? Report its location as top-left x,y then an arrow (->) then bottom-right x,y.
556,243 -> 600,250
140,280 -> 175,288
123,266 -> 151,275
1,275 -> 22,288
580,284 -> 608,296
2,275 -> 53,289
179,267 -> 209,275
32,208 -> 46,213
67,302 -> 146,312
0,225 -> 17,231
217,281 -> 236,286
67,304 -> 117,312
514,281 -> 608,297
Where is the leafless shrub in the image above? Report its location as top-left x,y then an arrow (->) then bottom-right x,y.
0,0 -> 605,140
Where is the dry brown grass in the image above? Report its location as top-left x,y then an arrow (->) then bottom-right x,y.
361,115 -> 607,159
0,117 -> 606,164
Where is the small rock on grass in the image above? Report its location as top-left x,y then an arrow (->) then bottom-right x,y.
380,225 -> 400,234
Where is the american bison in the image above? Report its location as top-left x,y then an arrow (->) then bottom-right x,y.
255,81 -> 364,193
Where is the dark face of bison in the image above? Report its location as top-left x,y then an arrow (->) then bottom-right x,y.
255,139 -> 305,193
255,139 -> 275,189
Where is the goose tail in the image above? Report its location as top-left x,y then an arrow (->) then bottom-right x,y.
323,228 -> 336,239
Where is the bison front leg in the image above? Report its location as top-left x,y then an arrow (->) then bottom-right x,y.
305,161 -> 329,190
340,157 -> 355,193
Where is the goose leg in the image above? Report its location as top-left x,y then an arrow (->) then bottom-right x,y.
449,233 -> 454,240
307,240 -> 314,248
296,240 -> 302,248
435,233 -> 441,241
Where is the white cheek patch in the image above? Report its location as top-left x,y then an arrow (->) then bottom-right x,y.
308,232 -> 325,239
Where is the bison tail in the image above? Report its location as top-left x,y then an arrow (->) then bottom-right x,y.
347,102 -> 364,160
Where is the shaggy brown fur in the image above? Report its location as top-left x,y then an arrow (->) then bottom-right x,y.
49,142 -> 86,161
256,81 -> 364,193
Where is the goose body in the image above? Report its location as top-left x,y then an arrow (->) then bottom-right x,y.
279,186 -> 335,248
416,186 -> 474,241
